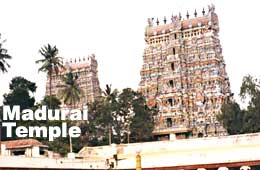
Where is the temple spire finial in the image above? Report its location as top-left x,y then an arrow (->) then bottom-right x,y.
186,11 -> 189,19
156,18 -> 159,25
194,9 -> 197,17
163,16 -> 167,24
148,18 -> 153,27
179,12 -> 182,20
208,5 -> 211,12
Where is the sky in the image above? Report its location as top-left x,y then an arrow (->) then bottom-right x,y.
0,0 -> 259,106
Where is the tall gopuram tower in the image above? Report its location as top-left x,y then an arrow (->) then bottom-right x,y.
46,54 -> 101,109
139,4 -> 231,140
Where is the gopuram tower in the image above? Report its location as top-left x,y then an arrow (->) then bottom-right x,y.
139,4 -> 231,140
46,54 -> 101,109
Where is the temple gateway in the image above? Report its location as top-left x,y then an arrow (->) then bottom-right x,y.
139,4 -> 231,140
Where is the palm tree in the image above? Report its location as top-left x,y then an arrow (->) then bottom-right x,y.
103,84 -> 112,97
103,84 -> 118,145
59,71 -> 83,153
0,35 -> 12,73
35,44 -> 64,107
59,71 -> 82,109
103,84 -> 118,103
0,34 -> 11,154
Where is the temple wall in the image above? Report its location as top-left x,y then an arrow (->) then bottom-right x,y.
0,133 -> 260,169
79,133 -> 260,169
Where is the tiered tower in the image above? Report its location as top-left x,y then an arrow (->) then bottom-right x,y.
139,4 -> 231,139
46,54 -> 101,108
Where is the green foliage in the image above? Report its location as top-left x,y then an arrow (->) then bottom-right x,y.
58,71 -> 83,107
86,97 -> 112,146
1,77 -> 36,140
35,44 -> 64,108
0,34 -> 12,73
84,86 -> 157,146
1,76 -> 84,156
9,76 -> 37,92
38,96 -> 73,156
113,88 -> 136,143
1,77 -> 157,154
240,75 -> 260,100
35,44 -> 63,76
41,95 -> 61,109
1,77 -> 71,156
3,77 -> 36,110
39,120 -> 70,156
217,101 -> 244,135
44,134 -> 69,156
130,93 -> 157,142
218,75 -> 260,134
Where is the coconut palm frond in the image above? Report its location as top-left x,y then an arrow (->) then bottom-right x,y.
58,71 -> 83,108
0,37 -> 12,73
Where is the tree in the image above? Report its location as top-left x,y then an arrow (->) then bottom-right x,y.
217,75 -> 260,134
103,84 -> 118,103
41,95 -> 61,109
240,75 -> 260,100
0,34 -> 12,73
103,84 -> 118,144
217,101 -> 244,135
86,97 -> 113,146
58,71 -> 83,153
2,77 -> 37,140
9,76 -> 37,92
1,77 -> 76,156
85,87 -> 158,146
35,44 -> 64,107
113,88 -> 135,143
58,71 -> 83,108
34,96 -> 73,156
130,93 -> 157,142
240,75 -> 260,133
3,76 -> 36,110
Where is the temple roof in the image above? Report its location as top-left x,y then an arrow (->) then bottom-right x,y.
2,139 -> 48,149
145,14 -> 218,37
69,62 -> 90,70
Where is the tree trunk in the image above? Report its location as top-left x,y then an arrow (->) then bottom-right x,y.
109,124 -> 112,145
49,71 -> 52,108
69,135 -> 72,153
0,121 -> 2,155
69,102 -> 76,153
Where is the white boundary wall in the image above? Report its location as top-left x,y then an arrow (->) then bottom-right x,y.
79,133 -> 260,169
1,133 -> 260,169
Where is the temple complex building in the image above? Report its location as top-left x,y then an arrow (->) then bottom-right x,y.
139,5 -> 231,139
45,54 -> 101,108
